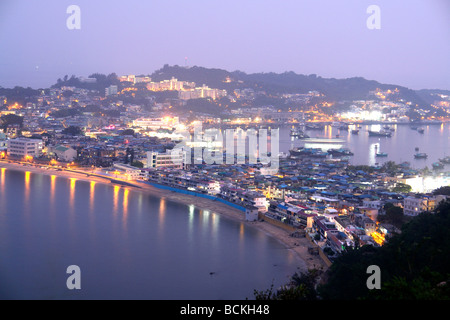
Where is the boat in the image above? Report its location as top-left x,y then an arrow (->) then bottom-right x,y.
432,162 -> 444,170
289,147 -> 328,158
351,129 -> 359,135
376,152 -> 388,157
327,148 -> 354,156
289,147 -> 305,157
305,123 -> 324,130
368,130 -> 392,137
414,153 -> 428,159
439,156 -> 450,164
417,128 -> 425,134
290,128 -> 309,139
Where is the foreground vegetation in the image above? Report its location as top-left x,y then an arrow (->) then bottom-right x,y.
255,198 -> 450,300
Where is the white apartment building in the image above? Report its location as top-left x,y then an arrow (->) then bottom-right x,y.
7,138 -> 43,159
403,195 -> 445,216
146,151 -> 185,169
178,85 -> 227,100
146,77 -> 195,91
105,85 -> 118,96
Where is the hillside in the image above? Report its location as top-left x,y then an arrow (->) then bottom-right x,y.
149,65 -> 430,106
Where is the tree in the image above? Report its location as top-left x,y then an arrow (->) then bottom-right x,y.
385,205 -> 404,228
392,183 -> 412,194
62,126 -> 83,136
131,161 -> 144,168
254,269 -> 322,300
0,114 -> 24,129
62,90 -> 74,98
433,186 -> 450,196
120,129 -> 135,136
318,199 -> 450,300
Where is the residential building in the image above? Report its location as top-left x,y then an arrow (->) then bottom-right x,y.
7,138 -> 43,159
49,145 -> 77,162
105,85 -> 118,96
403,194 -> 444,216
147,151 -> 185,169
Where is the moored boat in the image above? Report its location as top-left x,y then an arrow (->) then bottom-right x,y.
414,153 -> 428,159
432,162 -> 444,170
368,130 -> 392,137
376,152 -> 388,157
439,156 -> 450,164
328,148 -> 354,156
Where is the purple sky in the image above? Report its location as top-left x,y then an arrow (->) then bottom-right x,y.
0,0 -> 449,90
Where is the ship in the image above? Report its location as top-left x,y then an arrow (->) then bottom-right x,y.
376,152 -> 388,157
368,130 -> 392,137
304,123 -> 324,130
290,128 -> 309,139
439,156 -> 450,164
432,162 -> 444,170
414,153 -> 428,159
289,147 -> 328,158
327,148 -> 354,156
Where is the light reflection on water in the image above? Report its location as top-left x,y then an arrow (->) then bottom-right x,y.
280,123 -> 450,169
0,169 -> 300,300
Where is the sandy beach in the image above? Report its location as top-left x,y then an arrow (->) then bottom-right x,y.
0,160 -> 328,273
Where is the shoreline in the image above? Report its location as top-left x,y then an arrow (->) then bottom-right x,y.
0,160 -> 328,273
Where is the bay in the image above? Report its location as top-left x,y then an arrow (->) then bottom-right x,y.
0,169 -> 300,300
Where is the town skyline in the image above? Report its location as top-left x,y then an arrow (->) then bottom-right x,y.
1,0 -> 449,90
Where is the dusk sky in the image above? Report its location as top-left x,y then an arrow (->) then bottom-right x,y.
0,0 -> 449,90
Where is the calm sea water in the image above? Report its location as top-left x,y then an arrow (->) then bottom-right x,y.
281,122 -> 450,169
0,169 -> 301,300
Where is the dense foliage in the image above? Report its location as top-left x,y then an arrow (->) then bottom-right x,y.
319,198 -> 450,300
255,198 -> 450,300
